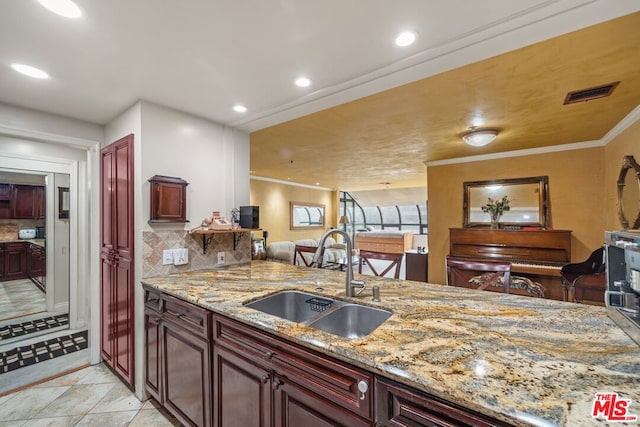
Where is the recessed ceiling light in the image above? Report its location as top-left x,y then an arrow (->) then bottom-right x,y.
38,0 -> 82,18
395,31 -> 417,47
295,77 -> 311,88
11,63 -> 50,79
233,105 -> 247,113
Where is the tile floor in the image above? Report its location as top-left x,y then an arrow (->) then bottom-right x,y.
0,363 -> 180,426
0,279 -> 46,321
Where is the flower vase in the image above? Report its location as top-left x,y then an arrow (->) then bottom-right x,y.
490,214 -> 501,229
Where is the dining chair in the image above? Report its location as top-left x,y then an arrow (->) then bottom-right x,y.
358,250 -> 403,279
293,245 -> 323,267
446,257 -> 511,293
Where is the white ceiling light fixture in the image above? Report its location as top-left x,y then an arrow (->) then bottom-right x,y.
395,30 -> 417,47
295,77 -> 311,88
38,0 -> 82,18
11,63 -> 50,79
461,127 -> 499,147
233,105 -> 247,113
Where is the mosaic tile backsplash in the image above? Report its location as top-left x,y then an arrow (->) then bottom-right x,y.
142,230 -> 252,278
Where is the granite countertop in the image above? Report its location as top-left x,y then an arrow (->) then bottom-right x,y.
141,261 -> 640,427
0,238 -> 46,247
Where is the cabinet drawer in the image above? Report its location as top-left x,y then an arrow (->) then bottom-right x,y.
375,377 -> 510,427
144,288 -> 162,312
162,294 -> 210,338
214,315 -> 373,420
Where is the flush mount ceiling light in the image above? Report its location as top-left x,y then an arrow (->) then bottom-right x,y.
11,63 -> 50,79
395,31 -> 417,47
461,128 -> 499,147
232,105 -> 247,113
295,77 -> 311,88
38,0 -> 82,18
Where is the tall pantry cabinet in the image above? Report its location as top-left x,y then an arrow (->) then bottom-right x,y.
100,134 -> 135,387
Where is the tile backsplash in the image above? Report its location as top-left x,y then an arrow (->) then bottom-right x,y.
142,230 -> 252,278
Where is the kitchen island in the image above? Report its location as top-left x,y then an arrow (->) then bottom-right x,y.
142,261 -> 640,426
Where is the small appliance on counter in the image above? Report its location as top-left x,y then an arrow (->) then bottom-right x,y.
18,228 -> 36,239
605,230 -> 640,329
35,226 -> 45,239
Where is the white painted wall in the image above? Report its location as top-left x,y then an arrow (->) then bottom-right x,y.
105,100 -> 250,399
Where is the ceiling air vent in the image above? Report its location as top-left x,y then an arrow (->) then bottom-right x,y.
563,81 -> 620,105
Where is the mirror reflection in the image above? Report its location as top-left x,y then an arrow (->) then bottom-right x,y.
463,176 -> 549,228
0,170 -> 70,346
617,155 -> 640,230
290,202 -> 325,230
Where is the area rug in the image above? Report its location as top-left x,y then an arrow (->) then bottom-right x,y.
0,330 -> 88,374
0,314 -> 69,341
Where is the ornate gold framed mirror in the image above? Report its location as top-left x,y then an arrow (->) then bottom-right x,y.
463,176 -> 549,228
616,155 -> 640,230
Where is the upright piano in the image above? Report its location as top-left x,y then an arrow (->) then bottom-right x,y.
449,228 -> 572,301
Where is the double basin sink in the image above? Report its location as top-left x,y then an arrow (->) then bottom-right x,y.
243,290 -> 392,339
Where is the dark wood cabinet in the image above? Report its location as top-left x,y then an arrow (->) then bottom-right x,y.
149,175 -> 188,223
100,134 -> 135,387
34,186 -> 45,219
273,375 -> 372,427
0,184 -> 11,219
375,377 -> 509,427
4,242 -> 27,281
12,185 -> 36,218
27,243 -> 46,291
0,184 -> 45,219
405,250 -> 428,282
0,244 -> 5,279
144,288 -> 212,427
213,345 -> 271,427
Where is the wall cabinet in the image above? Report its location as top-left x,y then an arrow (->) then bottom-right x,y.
148,175 -> 188,223
11,185 -> 46,219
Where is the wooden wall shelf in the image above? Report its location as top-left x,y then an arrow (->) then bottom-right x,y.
189,228 -> 261,254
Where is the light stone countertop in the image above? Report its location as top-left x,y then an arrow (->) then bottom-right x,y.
141,260 -> 640,427
0,238 -> 46,247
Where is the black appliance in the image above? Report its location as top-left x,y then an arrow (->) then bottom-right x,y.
36,226 -> 46,239
239,206 -> 259,229
605,231 -> 640,329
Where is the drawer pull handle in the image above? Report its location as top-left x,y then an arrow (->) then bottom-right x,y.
357,380 -> 368,400
177,313 -> 186,318
261,374 -> 269,384
272,378 -> 283,390
266,351 -> 276,359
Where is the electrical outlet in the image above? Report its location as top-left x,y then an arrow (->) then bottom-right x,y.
174,248 -> 188,265
217,252 -> 225,265
162,249 -> 174,265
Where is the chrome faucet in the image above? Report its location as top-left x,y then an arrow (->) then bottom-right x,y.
313,229 -> 365,297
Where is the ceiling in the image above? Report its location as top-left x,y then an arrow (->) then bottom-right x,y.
1,1 -> 639,191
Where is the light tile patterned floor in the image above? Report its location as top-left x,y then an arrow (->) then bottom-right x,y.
0,279 -> 46,321
0,363 -> 180,426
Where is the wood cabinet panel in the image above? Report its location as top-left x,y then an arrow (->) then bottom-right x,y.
213,344 -> 271,427
375,377 -> 509,427
12,185 -> 36,219
149,175 -> 188,222
4,242 -> 27,280
274,375 -> 372,427
0,245 -> 5,279
100,134 -> 135,388
163,321 -> 211,427
406,251 -> 428,282
144,310 -> 162,402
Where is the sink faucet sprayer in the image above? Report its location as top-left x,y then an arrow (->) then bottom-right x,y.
313,229 -> 366,297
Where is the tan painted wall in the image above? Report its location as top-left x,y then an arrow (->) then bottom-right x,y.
250,179 -> 337,243
604,120 -> 640,231
427,147 -> 606,284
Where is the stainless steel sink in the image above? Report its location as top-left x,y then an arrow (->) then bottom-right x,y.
243,290 -> 392,339
308,304 -> 392,339
244,290 -> 338,323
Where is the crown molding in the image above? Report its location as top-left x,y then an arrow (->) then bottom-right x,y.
601,103 -> 640,145
250,175 -> 334,191
424,140 -> 603,167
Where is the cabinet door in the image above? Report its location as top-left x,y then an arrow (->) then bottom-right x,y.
151,181 -> 186,222
213,344 -> 271,427
5,242 -> 27,280
12,185 -> 36,219
0,184 -> 10,219
34,186 -> 46,219
273,375 -> 372,427
145,310 -> 162,402
0,244 -> 5,279
163,321 -> 212,427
